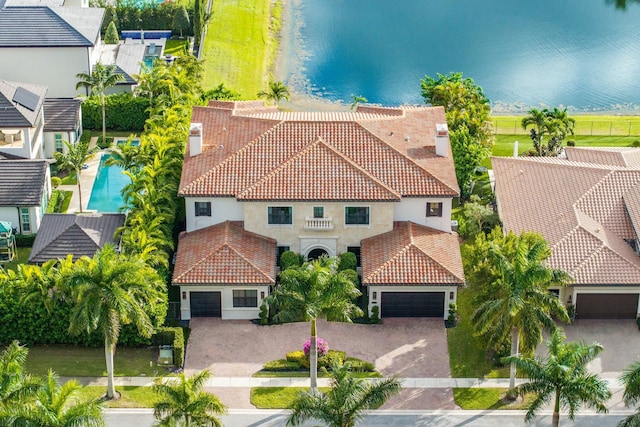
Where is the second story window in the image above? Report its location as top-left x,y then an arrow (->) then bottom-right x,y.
195,201 -> 212,217
268,206 -> 292,225
313,206 -> 324,218
345,206 -> 369,225
426,202 -> 443,217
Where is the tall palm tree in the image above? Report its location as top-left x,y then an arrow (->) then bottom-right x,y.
54,140 -> 100,212
287,360 -> 402,427
618,360 -> 640,426
152,369 -> 226,427
521,108 -> 549,156
61,244 -> 166,399
266,257 -> 363,395
257,80 -> 290,105
8,370 -> 105,427
76,63 -> 124,143
504,329 -> 610,427
471,231 -> 572,392
0,341 -> 42,409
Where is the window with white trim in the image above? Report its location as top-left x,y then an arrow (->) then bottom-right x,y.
54,134 -> 64,153
20,208 -> 30,233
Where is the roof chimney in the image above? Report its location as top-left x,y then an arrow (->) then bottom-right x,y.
435,123 -> 449,157
189,123 -> 203,157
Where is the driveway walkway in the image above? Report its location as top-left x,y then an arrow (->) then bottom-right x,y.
185,318 -> 456,410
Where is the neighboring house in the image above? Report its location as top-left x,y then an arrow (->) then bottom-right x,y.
0,159 -> 51,234
173,101 -> 465,320
28,213 -> 125,264
492,147 -> 640,319
0,80 -> 47,160
0,0 -> 104,98
43,98 -> 82,158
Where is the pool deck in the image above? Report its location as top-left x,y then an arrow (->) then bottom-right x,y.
59,137 -> 102,213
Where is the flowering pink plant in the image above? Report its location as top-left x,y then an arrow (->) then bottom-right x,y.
303,337 -> 328,357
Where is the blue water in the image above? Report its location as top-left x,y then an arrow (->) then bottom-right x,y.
289,0 -> 640,113
87,154 -> 130,213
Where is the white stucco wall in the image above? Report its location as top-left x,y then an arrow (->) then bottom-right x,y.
184,197 -> 244,232
179,285 -> 269,320
0,47 -> 90,98
394,197 -> 453,232
368,285 -> 459,320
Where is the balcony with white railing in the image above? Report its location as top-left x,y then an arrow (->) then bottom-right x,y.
304,217 -> 334,231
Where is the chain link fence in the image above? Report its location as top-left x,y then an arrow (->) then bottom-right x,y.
492,119 -> 640,136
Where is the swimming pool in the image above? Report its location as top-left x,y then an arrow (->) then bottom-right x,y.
87,153 -> 130,213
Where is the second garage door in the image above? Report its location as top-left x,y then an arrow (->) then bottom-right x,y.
576,293 -> 639,319
190,291 -> 221,317
381,292 -> 445,318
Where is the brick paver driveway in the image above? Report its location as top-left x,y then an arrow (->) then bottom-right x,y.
185,318 -> 456,409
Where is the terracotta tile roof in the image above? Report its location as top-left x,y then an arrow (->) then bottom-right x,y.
172,221 -> 276,285
179,103 -> 459,200
492,152 -> 640,285
361,221 -> 464,285
566,146 -> 640,167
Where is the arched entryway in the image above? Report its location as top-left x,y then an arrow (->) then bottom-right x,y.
307,248 -> 329,260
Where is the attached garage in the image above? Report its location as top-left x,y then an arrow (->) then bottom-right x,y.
576,293 -> 639,319
190,291 -> 221,317
381,292 -> 445,318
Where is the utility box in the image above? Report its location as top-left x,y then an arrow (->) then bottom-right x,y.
158,345 -> 174,366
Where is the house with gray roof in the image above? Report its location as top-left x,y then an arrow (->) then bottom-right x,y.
0,1 -> 104,98
0,159 -> 51,234
0,80 -> 47,159
43,98 -> 82,158
28,213 -> 125,263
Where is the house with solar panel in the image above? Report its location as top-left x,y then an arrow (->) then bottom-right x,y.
173,101 -> 465,320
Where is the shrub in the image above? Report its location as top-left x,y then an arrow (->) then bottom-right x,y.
14,234 -> 36,247
152,326 -> 185,367
345,357 -> 375,372
370,305 -> 380,323
51,176 -> 62,189
447,302 -> 458,323
319,350 -> 345,369
81,93 -> 149,132
46,191 -> 61,213
338,252 -> 357,271
259,302 -> 268,325
566,139 -> 576,147
279,250 -> 301,270
172,5 -> 190,38
286,350 -> 305,364
263,359 -> 300,371
104,21 -> 119,44
303,337 -> 328,358
633,140 -> 640,148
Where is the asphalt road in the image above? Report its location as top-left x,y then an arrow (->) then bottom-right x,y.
106,408 -> 631,427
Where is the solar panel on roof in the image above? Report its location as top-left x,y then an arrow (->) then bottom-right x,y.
12,87 -> 40,112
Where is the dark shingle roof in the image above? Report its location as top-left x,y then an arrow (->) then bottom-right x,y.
28,213 -> 125,263
0,80 -> 47,127
0,160 -> 48,206
0,6 -> 103,47
43,98 -> 81,131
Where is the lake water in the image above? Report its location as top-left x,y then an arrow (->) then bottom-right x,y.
283,0 -> 640,113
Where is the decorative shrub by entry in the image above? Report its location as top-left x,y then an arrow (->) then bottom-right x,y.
303,337 -> 328,358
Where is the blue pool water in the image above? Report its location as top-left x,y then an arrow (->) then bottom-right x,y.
87,154 -> 130,213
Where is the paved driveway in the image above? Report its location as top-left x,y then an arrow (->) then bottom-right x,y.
185,318 -> 456,409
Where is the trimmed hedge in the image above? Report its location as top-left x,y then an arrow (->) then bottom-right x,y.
263,359 -> 301,371
319,350 -> 346,369
285,350 -> 305,364
338,252 -> 357,271
14,234 -> 36,248
153,326 -> 185,367
279,250 -> 301,270
96,2 -> 195,37
81,93 -> 149,132
345,357 -> 375,372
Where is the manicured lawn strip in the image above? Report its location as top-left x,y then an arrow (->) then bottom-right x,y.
253,370 -> 381,378
453,388 -> 531,410
447,287 -> 508,379
493,115 -> 640,137
251,387 -> 330,409
202,0 -> 272,96
4,247 -> 31,272
77,386 -> 158,408
23,345 -> 168,377
164,39 -> 190,56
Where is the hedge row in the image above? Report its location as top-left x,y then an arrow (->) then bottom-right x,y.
81,93 -> 149,132
98,2 -> 195,36
152,326 -> 185,368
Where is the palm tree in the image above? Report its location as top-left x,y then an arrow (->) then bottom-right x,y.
266,257 -> 363,395
0,341 -> 42,408
76,63 -> 124,143
61,244 -> 166,399
257,80 -> 290,105
54,139 -> 100,212
521,108 -> 549,156
471,231 -> 572,392
287,360 -> 402,427
618,361 -> 640,426
504,329 -> 610,427
152,369 -> 226,427
8,370 -> 105,427
350,95 -> 367,110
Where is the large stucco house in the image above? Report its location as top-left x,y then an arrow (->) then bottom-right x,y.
173,101 -> 465,320
492,147 -> 640,319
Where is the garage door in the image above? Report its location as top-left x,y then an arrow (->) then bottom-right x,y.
576,293 -> 639,319
381,292 -> 445,318
190,292 -> 221,317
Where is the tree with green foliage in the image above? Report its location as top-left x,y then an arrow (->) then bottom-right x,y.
469,229 -> 572,392
266,257 -> 363,395
54,140 -> 99,213
76,63 -> 124,143
522,107 -> 575,156
420,72 -> 494,198
288,360 -> 401,427
203,83 -> 241,101
619,360 -> 640,426
0,341 -> 42,421
104,21 -> 119,44
505,329 -> 610,427
258,80 -> 290,105
172,6 -> 190,38
458,194 -> 500,238
193,0 -> 204,47
153,370 -> 226,427
350,95 -> 367,111
62,245 -> 167,399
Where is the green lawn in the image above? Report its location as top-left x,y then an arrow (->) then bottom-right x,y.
253,370 -> 381,378
453,388 -> 531,410
4,247 -> 31,271
201,0 -> 274,96
250,387 -> 328,409
23,345 -> 169,377
164,39 -> 190,56
493,115 -> 640,137
77,386 -> 158,408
